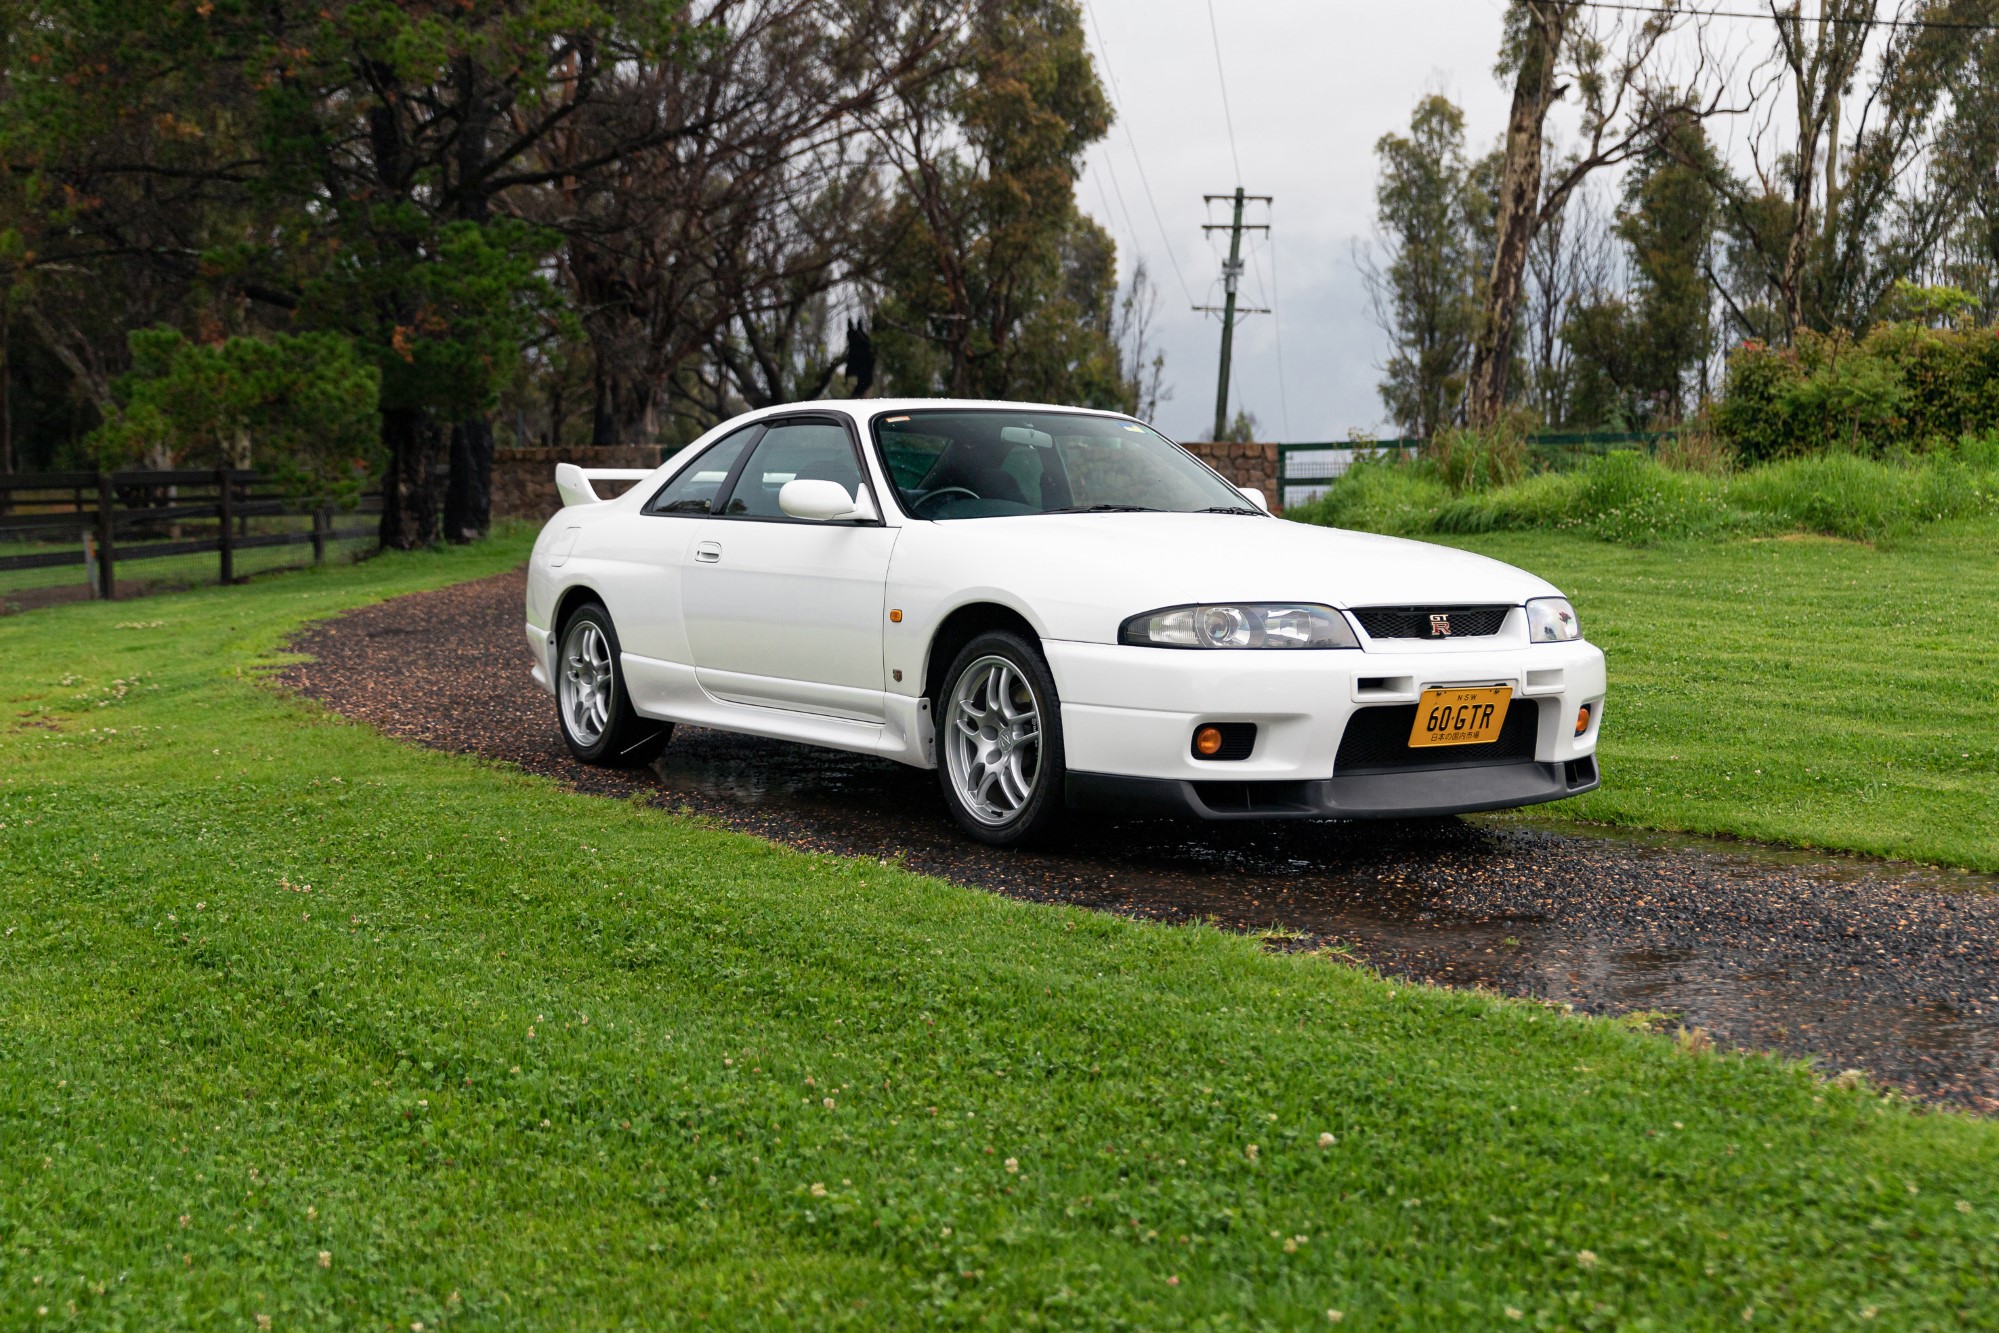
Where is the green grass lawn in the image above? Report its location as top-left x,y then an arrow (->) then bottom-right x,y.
1449,520 -> 1999,871
2,540 -> 1997,1328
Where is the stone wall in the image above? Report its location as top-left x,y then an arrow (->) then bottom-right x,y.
492,445 -> 668,521
1179,440 -> 1281,511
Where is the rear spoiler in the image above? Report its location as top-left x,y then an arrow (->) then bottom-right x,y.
555,463 -> 655,508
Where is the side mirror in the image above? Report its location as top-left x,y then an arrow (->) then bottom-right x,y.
779,478 -> 877,522
1239,486 -> 1270,513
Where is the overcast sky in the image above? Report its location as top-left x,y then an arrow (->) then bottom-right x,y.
1078,0 -> 1521,442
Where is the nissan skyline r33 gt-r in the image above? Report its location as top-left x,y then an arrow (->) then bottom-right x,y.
525,399 -> 1606,846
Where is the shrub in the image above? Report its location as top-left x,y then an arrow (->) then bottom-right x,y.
1713,322 -> 1999,460
1284,457 -> 1447,535
1654,426 -> 1736,475
1425,422 -> 1529,493
1435,450 -> 1742,544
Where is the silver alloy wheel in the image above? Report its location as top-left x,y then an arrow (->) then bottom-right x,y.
560,618 -> 613,747
943,654 -> 1043,826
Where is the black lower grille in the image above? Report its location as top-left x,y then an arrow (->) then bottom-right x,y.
1353,605 -> 1512,639
1335,700 -> 1541,773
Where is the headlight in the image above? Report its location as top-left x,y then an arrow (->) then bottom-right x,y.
1119,603 -> 1359,649
1525,596 -> 1581,643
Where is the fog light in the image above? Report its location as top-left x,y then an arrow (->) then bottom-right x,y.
1575,704 -> 1593,736
1194,725 -> 1225,756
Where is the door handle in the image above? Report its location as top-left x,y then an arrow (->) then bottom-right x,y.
693,541 -> 722,564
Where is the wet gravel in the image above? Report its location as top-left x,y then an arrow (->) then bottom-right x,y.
280,567 -> 1999,1112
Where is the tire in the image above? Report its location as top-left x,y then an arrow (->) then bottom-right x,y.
555,601 -> 671,767
935,630 -> 1066,847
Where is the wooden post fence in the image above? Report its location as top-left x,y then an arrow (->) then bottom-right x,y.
216,467 -> 235,585
94,471 -> 116,600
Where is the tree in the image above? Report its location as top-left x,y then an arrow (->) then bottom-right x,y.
89,328 -> 380,506
1111,260 -> 1169,423
1363,96 -> 1486,438
545,1 -> 953,442
1466,0 -> 1728,425
1680,1 -> 1988,342
866,0 -> 1132,408
1522,179 -> 1617,426
2,1 -> 904,543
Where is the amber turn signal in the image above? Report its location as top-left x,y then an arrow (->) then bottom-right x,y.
1575,704 -> 1593,736
888,608 -> 903,623
1194,725 -> 1225,756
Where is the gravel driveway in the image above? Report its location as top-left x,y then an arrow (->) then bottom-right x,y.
280,567 -> 1999,1111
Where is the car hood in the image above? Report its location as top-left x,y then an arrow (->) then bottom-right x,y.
895,512 -> 1566,643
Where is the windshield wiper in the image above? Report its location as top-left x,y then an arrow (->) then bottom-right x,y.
1046,503 -> 1158,514
1198,505 -> 1265,516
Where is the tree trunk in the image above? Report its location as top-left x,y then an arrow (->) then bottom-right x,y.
441,53 -> 498,542
443,416 -> 493,543
379,406 -> 442,550
592,359 -> 620,445
1467,2 -> 1571,427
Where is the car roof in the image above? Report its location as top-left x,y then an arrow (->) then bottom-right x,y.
745,398 -> 1142,426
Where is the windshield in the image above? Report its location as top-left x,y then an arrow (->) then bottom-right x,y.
871,409 -> 1254,519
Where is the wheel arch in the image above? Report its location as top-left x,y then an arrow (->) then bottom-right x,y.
922,601 -> 1044,705
551,582 -> 608,644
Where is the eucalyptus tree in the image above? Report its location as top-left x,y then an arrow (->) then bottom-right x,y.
1466,0 -> 1731,426
864,0 -> 1131,408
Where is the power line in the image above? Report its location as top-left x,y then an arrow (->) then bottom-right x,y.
1561,0 -> 1999,30
1081,0 -> 1197,307
1250,227 -> 1295,442
1090,154 -> 1150,291
1203,0 -> 1244,187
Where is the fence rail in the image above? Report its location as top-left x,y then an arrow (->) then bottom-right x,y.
1274,431 -> 1674,509
0,469 -> 379,604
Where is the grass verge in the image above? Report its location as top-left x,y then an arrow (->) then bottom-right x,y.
1444,520 -> 1999,872
1,535 -> 1996,1328
1290,445 -> 1999,545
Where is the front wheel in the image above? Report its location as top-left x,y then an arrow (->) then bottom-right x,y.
936,630 -> 1066,847
556,602 -> 671,767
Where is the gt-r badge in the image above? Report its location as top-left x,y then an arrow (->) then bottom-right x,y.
1429,613 -> 1452,637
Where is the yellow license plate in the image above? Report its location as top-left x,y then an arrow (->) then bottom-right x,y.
1409,686 -> 1512,747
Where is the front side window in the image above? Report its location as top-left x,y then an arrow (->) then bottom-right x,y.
720,421 -> 866,519
643,425 -> 760,516
872,410 -> 1248,519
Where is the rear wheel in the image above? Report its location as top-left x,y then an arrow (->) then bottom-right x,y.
556,602 -> 671,766
936,630 -> 1065,847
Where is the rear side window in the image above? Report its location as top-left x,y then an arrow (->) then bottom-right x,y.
720,422 -> 864,519
643,425 -> 760,516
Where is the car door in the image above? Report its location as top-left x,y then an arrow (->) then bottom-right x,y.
680,416 -> 900,722
611,422 -> 763,667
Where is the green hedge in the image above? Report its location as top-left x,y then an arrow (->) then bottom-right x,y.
1714,323 -> 1999,460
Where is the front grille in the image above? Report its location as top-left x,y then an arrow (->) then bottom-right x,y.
1334,700 -> 1541,773
1352,605 -> 1512,640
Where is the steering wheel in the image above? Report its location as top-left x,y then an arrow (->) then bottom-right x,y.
913,486 -> 981,517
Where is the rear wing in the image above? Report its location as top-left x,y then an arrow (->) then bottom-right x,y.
555,463 -> 655,509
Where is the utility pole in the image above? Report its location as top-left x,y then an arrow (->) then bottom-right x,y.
1195,188 -> 1270,441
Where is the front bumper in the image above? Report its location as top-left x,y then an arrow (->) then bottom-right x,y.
1043,635 -> 1606,820
1068,756 -> 1599,820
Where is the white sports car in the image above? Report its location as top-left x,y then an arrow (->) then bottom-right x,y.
525,400 -> 1606,846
